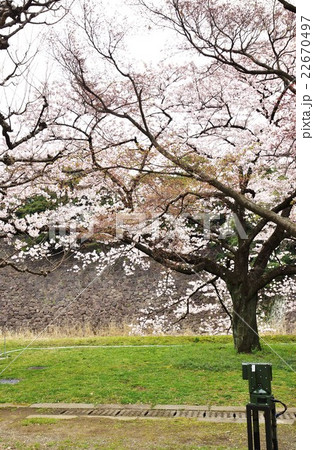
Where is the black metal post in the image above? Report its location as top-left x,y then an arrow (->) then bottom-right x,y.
264,406 -> 273,449
271,405 -> 279,450
246,403 -> 278,450
253,408 -> 261,450
246,404 -> 254,449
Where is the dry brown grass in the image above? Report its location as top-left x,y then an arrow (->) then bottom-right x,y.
0,319 -> 294,341
0,321 -> 133,340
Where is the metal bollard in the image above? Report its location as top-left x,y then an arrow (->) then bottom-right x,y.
242,363 -> 287,450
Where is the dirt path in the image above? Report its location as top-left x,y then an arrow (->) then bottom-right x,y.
0,407 -> 296,449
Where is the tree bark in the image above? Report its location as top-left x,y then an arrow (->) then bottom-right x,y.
230,287 -> 261,353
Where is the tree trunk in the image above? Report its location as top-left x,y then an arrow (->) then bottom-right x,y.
230,288 -> 261,353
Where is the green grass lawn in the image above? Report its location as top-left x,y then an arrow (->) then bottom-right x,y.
0,335 -> 296,406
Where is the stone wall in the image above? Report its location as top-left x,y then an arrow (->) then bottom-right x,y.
0,251 -> 193,333
0,246 -> 295,335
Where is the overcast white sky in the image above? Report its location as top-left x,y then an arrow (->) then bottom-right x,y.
0,0 -> 179,114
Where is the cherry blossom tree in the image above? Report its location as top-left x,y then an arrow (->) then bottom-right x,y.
0,0 -> 71,274
45,0 -> 295,353
1,0 -> 295,352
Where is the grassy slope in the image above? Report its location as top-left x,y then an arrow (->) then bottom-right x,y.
0,335 -> 296,406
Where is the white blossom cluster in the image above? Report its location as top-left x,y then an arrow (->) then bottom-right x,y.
130,272 -> 295,335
